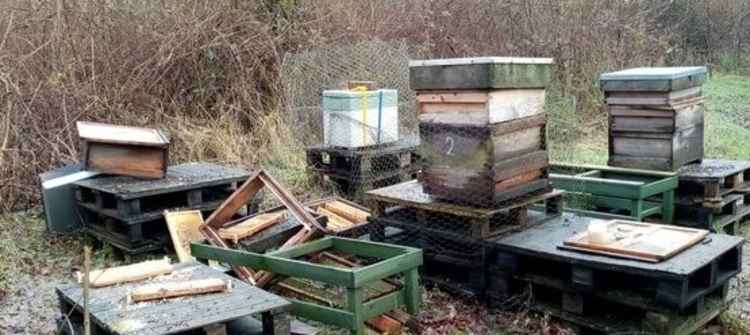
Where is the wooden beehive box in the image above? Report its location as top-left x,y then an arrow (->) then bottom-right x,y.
409,57 -> 554,90
77,121 -> 170,179
601,67 -> 707,171
419,114 -> 548,205
416,89 -> 546,126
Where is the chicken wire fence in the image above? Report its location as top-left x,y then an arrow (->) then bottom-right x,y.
280,39 -> 421,202
278,40 -> 593,296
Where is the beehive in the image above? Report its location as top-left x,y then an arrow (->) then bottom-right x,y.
410,57 -> 554,206
322,89 -> 398,148
601,67 -> 707,171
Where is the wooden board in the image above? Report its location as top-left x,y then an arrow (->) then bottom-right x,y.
128,278 -> 231,303
77,121 -> 170,146
77,258 -> 173,288
165,210 -> 206,262
561,220 -> 709,262
219,211 -> 286,243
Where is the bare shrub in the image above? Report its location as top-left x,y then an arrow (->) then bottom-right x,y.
0,0 -> 747,212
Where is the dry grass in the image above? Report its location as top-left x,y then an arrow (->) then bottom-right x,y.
0,0 -> 748,212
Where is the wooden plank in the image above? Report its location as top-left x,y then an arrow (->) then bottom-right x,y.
77,121 -> 169,147
127,278 -> 231,303
218,211 -> 286,244
561,220 -> 709,262
164,210 -> 206,262
76,258 -> 173,288
366,314 -> 402,334
322,201 -> 370,223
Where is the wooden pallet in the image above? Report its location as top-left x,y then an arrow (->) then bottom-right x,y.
677,159 -> 750,207
74,163 -> 249,253
306,136 -> 420,180
366,180 -> 562,238
675,191 -> 750,233
529,284 -> 732,335
486,215 -> 743,312
550,163 -> 677,223
56,262 -> 292,335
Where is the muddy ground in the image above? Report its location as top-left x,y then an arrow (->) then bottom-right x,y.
0,209 -> 747,334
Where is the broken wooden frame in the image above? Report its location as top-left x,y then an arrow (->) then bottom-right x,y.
550,162 -> 678,223
200,169 -> 328,286
191,236 -> 422,335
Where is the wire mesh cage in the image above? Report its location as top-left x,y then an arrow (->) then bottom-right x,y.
281,39 -> 422,202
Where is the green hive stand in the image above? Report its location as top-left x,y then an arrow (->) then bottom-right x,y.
191,237 -> 423,335
550,162 -> 677,223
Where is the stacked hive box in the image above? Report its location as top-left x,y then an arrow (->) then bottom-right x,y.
364,57 -> 564,298
410,57 -> 554,206
600,67 -> 707,171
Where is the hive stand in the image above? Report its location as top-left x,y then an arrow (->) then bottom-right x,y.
675,159 -> 750,233
56,262 -> 291,335
74,163 -> 249,254
306,136 -> 421,202
366,180 -> 563,296
550,163 -> 677,223
191,237 -> 422,335
485,215 -> 743,334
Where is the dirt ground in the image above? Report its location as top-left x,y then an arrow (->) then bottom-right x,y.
0,209 -> 747,334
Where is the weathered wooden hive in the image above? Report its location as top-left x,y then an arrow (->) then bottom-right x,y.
409,57 -> 554,206
601,67 -> 707,171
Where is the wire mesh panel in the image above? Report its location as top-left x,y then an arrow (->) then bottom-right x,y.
281,40 -> 421,202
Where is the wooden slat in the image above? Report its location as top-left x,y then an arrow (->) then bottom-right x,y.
76,258 -> 173,288
218,211 -> 286,244
322,201 -> 370,223
127,278 -> 230,303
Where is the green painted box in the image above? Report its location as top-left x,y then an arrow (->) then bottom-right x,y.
191,237 -> 423,335
550,163 -> 678,223
409,57 -> 554,90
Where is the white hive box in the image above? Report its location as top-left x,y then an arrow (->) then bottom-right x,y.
322,89 -> 399,148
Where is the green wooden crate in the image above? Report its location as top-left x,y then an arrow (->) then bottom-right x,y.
550,163 -> 677,223
191,237 -> 423,335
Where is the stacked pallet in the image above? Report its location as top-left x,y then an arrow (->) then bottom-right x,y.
306,136 -> 421,202
366,181 -> 563,297
486,216 -> 743,334
600,67 -> 707,171
674,159 -> 750,235
410,57 -> 554,206
75,163 -> 249,254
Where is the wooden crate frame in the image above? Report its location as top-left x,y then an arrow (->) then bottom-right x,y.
191,237 -> 422,335
550,163 -> 677,223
